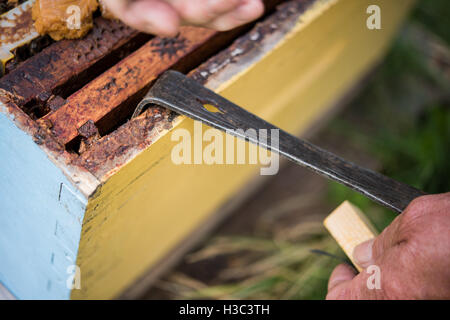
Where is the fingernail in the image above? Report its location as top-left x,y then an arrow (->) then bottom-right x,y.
353,239 -> 374,267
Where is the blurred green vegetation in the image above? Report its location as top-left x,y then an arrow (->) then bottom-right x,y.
156,225 -> 343,300
156,0 -> 449,300
412,0 -> 450,44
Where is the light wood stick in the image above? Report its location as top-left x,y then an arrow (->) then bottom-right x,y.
324,201 -> 378,271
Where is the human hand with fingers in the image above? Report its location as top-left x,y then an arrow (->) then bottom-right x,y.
327,193 -> 450,300
101,0 -> 265,37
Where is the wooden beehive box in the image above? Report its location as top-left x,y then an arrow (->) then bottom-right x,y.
0,0 -> 415,299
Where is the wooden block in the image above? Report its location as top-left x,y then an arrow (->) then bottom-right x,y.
324,201 -> 378,271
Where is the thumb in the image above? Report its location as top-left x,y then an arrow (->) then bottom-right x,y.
326,264 -> 357,299
353,238 -> 375,269
353,213 -> 404,269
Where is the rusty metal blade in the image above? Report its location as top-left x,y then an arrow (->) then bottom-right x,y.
136,70 -> 426,213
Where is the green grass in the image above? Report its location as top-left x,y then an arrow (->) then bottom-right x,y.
157,227 -> 342,300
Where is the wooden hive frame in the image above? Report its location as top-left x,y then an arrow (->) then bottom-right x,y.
0,0 -> 415,299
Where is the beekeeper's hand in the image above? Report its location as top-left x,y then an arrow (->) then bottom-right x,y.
102,0 -> 264,37
327,193 -> 450,299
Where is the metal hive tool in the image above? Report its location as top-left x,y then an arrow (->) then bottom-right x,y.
136,71 -> 426,213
